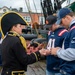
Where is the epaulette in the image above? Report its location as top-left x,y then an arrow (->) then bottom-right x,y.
58,29 -> 68,36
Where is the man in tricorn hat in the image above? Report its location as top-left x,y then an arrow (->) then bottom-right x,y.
0,12 -> 47,75
45,15 -> 68,75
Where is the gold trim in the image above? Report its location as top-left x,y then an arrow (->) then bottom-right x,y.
8,31 -> 27,52
12,70 -> 25,75
33,52 -> 38,61
0,11 -> 28,38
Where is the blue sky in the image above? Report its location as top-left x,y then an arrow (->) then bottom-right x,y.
0,0 -> 42,12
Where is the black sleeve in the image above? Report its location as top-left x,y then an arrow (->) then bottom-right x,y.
12,41 -> 41,66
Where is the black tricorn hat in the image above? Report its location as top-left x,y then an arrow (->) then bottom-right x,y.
0,11 -> 28,38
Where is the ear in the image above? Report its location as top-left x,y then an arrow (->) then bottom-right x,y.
11,25 -> 16,31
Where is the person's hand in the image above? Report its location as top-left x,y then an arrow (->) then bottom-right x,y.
39,49 -> 51,56
27,44 -> 31,49
39,49 -> 46,55
50,47 -> 60,55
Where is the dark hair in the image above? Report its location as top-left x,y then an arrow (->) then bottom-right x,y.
67,12 -> 74,17
9,24 -> 18,31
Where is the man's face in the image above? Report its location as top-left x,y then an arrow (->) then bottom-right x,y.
13,24 -> 26,34
51,24 -> 56,31
61,15 -> 70,29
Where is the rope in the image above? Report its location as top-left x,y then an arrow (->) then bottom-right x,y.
24,0 -> 34,23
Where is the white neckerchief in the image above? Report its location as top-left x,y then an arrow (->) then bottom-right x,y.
69,18 -> 75,27
0,32 -> 8,44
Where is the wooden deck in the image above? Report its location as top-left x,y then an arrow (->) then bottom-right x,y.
26,60 -> 46,75
0,61 -> 46,75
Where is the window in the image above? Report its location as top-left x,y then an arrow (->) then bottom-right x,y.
67,0 -> 70,4
3,9 -> 7,12
24,16 -> 31,22
39,16 -> 45,24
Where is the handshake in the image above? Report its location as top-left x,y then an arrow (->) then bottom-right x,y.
39,47 -> 61,56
